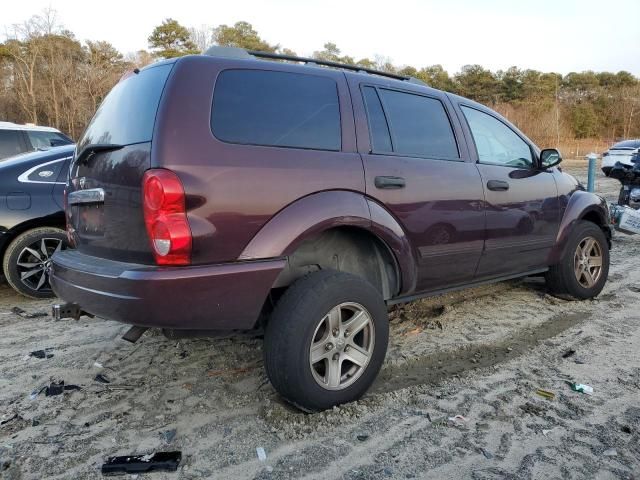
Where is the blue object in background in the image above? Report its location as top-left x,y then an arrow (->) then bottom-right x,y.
586,153 -> 597,192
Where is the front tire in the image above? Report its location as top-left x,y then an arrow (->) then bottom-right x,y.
264,270 -> 389,412
2,227 -> 66,299
546,220 -> 609,300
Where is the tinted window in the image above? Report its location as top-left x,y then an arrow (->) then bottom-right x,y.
79,63 -> 173,150
377,89 -> 458,158
212,70 -> 341,151
27,131 -> 72,150
22,160 -> 66,183
362,87 -> 392,152
461,106 -> 533,168
612,140 -> 640,149
0,130 -> 24,158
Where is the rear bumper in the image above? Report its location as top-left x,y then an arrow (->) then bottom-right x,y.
50,250 -> 285,330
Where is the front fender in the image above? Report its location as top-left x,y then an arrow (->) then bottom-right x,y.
547,190 -> 610,265
239,190 -> 416,295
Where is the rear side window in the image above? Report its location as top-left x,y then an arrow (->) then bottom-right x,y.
19,159 -> 66,184
362,87 -> 392,152
377,89 -> 459,159
27,131 -> 72,150
212,70 -> 341,151
78,63 -> 173,149
0,130 -> 24,158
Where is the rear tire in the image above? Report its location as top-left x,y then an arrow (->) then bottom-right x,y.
3,227 -> 66,299
546,220 -> 609,300
264,270 -> 389,412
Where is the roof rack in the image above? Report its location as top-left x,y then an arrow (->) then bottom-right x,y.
203,46 -> 426,85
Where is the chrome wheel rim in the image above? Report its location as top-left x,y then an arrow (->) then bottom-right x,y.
16,238 -> 63,292
573,236 -> 603,288
309,302 -> 375,391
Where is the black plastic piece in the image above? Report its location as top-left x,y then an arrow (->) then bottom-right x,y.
122,326 -> 148,343
101,451 -> 181,475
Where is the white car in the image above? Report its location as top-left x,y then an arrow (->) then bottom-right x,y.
601,139 -> 640,176
0,122 -> 73,161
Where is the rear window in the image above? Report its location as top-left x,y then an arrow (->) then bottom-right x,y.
211,70 -> 341,151
78,63 -> 173,149
612,140 -> 640,149
377,89 -> 458,159
27,131 -> 73,150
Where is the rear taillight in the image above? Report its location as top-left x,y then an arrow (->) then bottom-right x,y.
142,169 -> 192,265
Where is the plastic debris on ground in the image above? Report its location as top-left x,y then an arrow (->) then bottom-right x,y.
561,349 -> 576,359
30,381 -> 82,398
12,307 -> 47,319
94,373 -> 110,384
256,447 -> 267,461
161,429 -> 177,444
568,382 -> 593,395
357,434 -> 369,441
478,447 -> 493,459
101,451 -> 182,475
603,448 -> 618,457
535,389 -> 555,400
447,415 -> 469,425
29,349 -> 53,359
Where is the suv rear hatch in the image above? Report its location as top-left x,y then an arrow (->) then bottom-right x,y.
67,62 -> 174,264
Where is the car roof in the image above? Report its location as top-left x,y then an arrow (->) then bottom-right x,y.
0,144 -> 75,169
0,121 -> 62,133
611,139 -> 640,149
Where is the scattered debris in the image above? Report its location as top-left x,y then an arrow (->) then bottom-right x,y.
535,389 -> 555,400
1,414 -> 19,426
574,359 -> 586,365
447,415 -> 469,425
101,451 -> 182,475
561,349 -> 576,359
161,429 -> 177,444
568,382 -> 593,395
542,429 -> 553,436
31,419 -> 40,427
478,447 -> 493,459
256,447 -> 267,461
603,448 -> 618,457
621,425 -> 632,434
29,349 -> 53,359
94,373 -> 110,384
357,434 -> 369,441
12,307 -> 47,319
519,403 -> 545,416
38,381 -> 81,397
93,361 -> 103,369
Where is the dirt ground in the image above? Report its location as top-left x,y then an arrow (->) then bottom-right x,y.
1,165 -> 639,480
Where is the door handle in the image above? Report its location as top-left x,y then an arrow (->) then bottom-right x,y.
487,180 -> 509,191
375,176 -> 406,189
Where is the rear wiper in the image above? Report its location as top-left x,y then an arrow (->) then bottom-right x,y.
75,143 -> 123,165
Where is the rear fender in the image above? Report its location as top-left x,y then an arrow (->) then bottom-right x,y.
239,191 -> 416,295
547,191 -> 610,265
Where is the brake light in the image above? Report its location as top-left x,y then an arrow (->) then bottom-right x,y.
142,169 -> 192,265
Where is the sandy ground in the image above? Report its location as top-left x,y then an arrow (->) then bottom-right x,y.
1,165 -> 639,480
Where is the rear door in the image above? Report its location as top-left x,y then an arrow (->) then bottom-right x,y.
349,78 -> 486,293
457,104 -> 560,277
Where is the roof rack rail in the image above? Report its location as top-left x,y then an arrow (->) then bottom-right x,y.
203,46 -> 427,85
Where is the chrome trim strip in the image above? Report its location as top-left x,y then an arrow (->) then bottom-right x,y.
68,188 -> 105,205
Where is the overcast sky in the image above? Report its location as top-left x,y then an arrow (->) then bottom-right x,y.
3,0 -> 640,75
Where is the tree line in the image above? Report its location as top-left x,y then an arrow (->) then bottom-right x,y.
1,10 -> 638,151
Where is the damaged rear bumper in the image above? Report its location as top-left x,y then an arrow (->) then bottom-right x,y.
50,250 -> 285,330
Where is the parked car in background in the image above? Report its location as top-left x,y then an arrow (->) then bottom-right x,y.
601,139 -> 640,176
0,145 -> 72,298
0,122 -> 73,161
52,48 -> 611,411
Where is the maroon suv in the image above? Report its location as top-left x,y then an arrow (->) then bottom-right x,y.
51,47 -> 611,411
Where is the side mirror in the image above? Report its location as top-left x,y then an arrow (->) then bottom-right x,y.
540,148 -> 562,169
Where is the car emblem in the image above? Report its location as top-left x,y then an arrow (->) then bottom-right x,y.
38,170 -> 54,178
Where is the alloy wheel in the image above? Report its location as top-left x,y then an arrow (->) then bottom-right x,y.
16,238 -> 63,292
573,236 -> 603,288
309,302 -> 375,391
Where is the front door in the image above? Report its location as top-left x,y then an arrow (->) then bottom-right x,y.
351,81 -> 486,293
458,105 -> 560,278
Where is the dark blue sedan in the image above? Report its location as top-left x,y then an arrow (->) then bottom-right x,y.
0,145 -> 74,298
